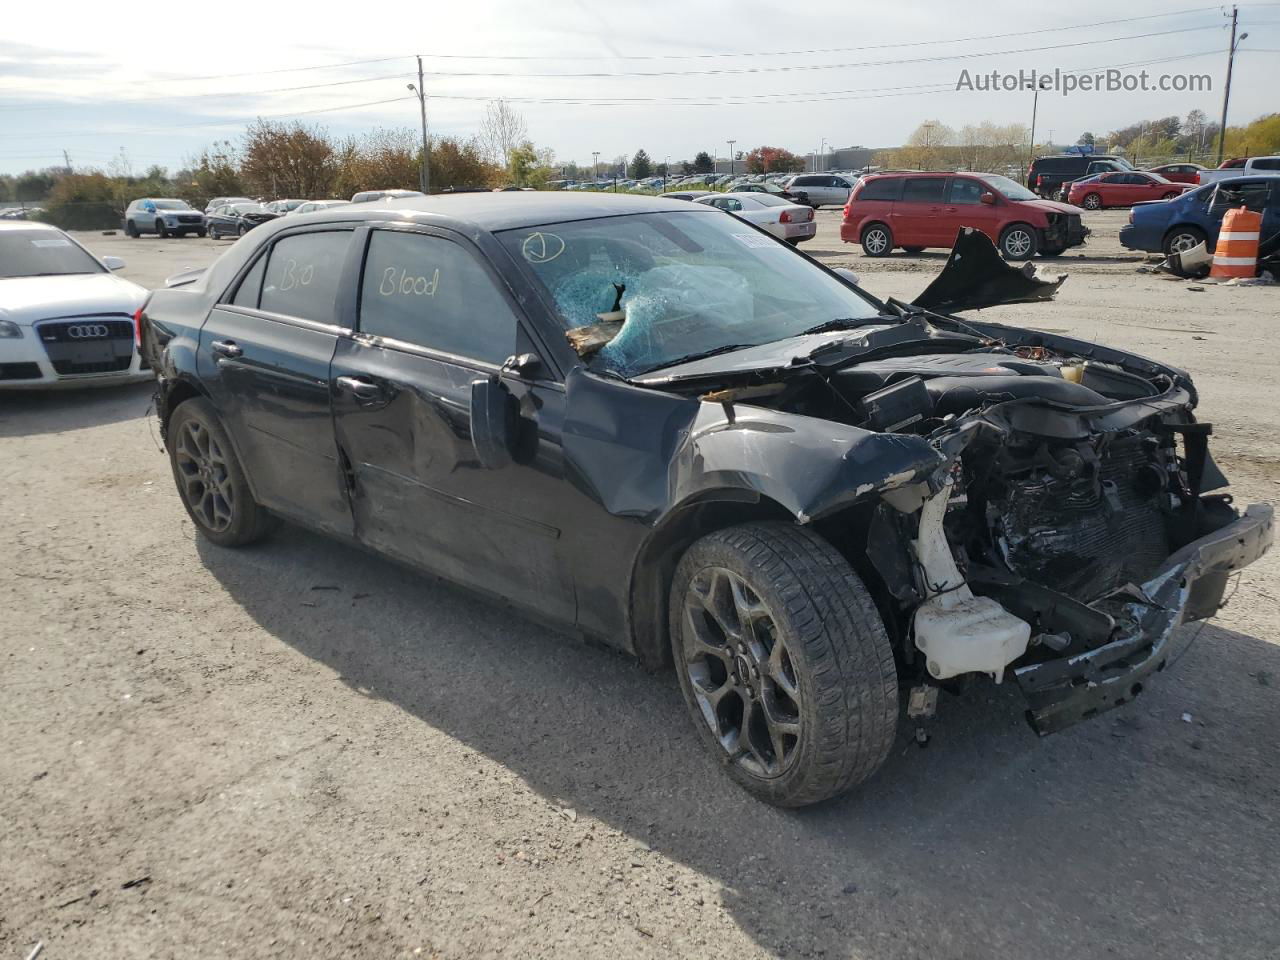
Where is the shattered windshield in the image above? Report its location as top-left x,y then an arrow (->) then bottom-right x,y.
498,211 -> 882,377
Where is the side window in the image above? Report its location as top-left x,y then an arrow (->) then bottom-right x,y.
1252,158 -> 1280,171
358,230 -> 517,366
258,231 -> 351,322
230,253 -> 267,307
949,178 -> 985,204
901,178 -> 946,203
1213,182 -> 1269,214
724,198 -> 743,211
858,177 -> 902,201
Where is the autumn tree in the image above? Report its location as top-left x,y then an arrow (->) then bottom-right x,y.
241,120 -> 338,198
430,136 -> 500,190
332,127 -> 419,197
745,146 -> 802,173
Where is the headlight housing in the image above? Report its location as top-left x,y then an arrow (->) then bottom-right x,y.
0,319 -> 24,339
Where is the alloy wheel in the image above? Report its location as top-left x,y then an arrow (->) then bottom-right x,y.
680,566 -> 801,779
1169,232 -> 1202,254
174,418 -> 235,532
864,228 -> 889,255
1003,229 -> 1033,258
1083,194 -> 1102,210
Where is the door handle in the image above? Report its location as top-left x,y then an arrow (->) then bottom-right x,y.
211,339 -> 242,359
335,375 -> 383,400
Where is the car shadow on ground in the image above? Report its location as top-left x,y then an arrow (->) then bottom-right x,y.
198,523 -> 1280,958
0,380 -> 154,439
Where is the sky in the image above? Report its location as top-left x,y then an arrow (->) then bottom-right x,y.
2,0 -> 1278,176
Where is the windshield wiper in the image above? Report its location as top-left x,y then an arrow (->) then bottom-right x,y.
642,343 -> 756,373
799,316 -> 894,336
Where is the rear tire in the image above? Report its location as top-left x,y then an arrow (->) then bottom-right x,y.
1081,193 -> 1102,211
902,245 -> 925,254
1161,191 -> 1179,200
196,228 -> 207,238
999,223 -> 1038,260
861,222 -> 893,257
237,223 -> 248,237
669,522 -> 898,807
168,398 -> 276,548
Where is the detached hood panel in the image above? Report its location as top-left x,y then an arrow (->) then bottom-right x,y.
912,228 -> 1067,314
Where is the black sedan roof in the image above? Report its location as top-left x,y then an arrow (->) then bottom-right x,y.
307,191 -> 701,232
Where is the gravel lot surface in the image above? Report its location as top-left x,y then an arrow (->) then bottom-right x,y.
2,209 -> 1277,959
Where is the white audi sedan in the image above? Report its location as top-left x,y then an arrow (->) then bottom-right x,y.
693,192 -> 817,245
0,222 -> 150,389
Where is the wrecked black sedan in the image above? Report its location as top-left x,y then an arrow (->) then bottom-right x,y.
140,194 -> 1272,807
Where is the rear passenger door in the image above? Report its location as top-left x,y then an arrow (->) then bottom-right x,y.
197,227 -> 355,536
893,177 -> 949,246
329,224 -> 576,622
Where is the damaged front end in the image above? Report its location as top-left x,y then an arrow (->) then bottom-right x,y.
616,231 -> 1272,735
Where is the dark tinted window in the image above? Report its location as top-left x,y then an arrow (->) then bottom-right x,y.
1252,158 -> 1280,170
230,253 -> 267,307
791,176 -> 818,186
857,177 -> 902,201
901,177 -> 946,203
1035,158 -> 1077,173
359,230 -> 517,365
949,178 -> 985,204
259,231 -> 351,322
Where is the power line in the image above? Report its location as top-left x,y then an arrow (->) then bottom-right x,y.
411,6 -> 1228,59
418,25 -> 1223,78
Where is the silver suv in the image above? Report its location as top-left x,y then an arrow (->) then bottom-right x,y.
125,198 -> 206,238
782,174 -> 859,208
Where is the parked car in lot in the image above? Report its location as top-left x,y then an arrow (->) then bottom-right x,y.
1066,171 -> 1190,210
290,200 -> 350,215
842,172 -> 1088,259
1119,175 -> 1279,256
351,189 -> 426,203
205,197 -> 254,214
660,190 -> 714,202
1196,156 -> 1280,185
1026,154 -> 1133,198
1146,162 -> 1206,184
694,192 -> 816,244
125,198 -> 206,238
264,199 -> 307,216
206,202 -> 279,239
0,222 -> 149,389
138,192 -> 1271,806
781,173 -> 858,208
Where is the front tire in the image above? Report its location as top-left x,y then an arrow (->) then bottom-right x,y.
669,523 -> 898,807
168,398 -> 275,548
999,223 -> 1038,260
902,245 -> 925,254
156,220 -> 168,238
125,220 -> 139,238
1163,226 -> 1206,257
861,222 -> 893,257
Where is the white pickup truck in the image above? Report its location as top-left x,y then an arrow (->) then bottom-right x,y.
1197,156 -> 1280,184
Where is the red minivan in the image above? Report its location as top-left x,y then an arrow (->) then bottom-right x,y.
841,172 -> 1089,259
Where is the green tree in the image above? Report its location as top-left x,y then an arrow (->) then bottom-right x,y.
1078,132 -> 1095,146
15,170 -> 57,201
631,148 -> 652,178
693,151 -> 713,174
38,173 -> 119,230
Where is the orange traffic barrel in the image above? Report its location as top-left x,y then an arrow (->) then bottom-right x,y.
1209,206 -> 1261,279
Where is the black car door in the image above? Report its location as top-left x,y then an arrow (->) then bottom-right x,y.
329,223 -> 575,623
197,226 -> 355,537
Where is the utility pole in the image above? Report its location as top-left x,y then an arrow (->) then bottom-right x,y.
592,151 -> 600,182
1025,75 -> 1051,184
1217,6 -> 1246,166
407,57 -> 430,193
727,140 -> 736,177
819,138 -> 828,172
62,149 -> 71,173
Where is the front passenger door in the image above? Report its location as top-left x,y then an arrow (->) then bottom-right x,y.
330,226 -> 576,623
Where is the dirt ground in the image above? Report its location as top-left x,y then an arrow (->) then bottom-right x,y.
2,209 -> 1278,959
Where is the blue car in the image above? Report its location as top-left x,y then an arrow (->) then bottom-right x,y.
1119,176 -> 1280,256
